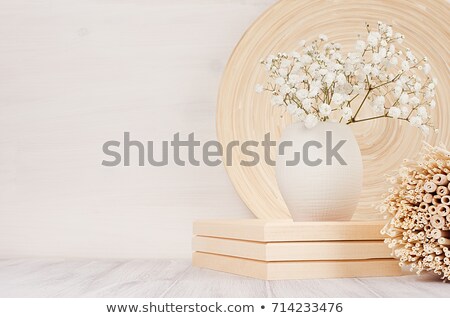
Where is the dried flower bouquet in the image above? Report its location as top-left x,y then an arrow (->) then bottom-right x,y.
256,22 -> 437,133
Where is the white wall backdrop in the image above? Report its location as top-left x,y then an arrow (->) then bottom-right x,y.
0,0 -> 277,259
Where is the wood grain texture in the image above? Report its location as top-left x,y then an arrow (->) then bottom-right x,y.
193,236 -> 393,261
0,0 -> 277,259
217,0 -> 450,220
193,219 -> 387,241
1,258 -> 448,297
193,252 -> 403,280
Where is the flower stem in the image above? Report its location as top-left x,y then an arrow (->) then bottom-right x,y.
351,88 -> 372,121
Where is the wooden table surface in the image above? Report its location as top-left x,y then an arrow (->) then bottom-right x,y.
0,258 -> 448,297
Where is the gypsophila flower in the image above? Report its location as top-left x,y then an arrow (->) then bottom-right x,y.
417,106 -> 428,119
286,103 -> 297,114
388,106 -> 401,119
319,34 -> 328,41
271,95 -> 284,106
258,22 -> 437,132
401,60 -> 410,71
319,103 -> 332,116
355,40 -> 366,52
409,116 -> 423,127
295,89 -> 308,100
430,100 -> 436,109
342,107 -> 353,120
400,106 -> 409,117
304,113 -> 319,128
255,84 -> 264,93
367,32 -> 380,46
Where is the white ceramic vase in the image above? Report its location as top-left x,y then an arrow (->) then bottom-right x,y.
276,121 -> 363,221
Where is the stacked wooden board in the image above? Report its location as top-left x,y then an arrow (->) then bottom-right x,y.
192,219 -> 403,280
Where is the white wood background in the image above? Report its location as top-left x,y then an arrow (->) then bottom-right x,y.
0,0 -> 279,259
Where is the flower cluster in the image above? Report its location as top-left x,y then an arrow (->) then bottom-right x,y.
256,22 -> 437,133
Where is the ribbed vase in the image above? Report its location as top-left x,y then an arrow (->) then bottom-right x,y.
276,122 -> 363,221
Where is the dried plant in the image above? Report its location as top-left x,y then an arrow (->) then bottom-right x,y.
256,22 -> 437,132
380,144 -> 450,280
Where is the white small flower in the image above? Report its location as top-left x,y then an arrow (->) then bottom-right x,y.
423,63 -> 431,74
406,50 -> 415,61
363,64 -> 372,75
413,82 -> 422,92
341,107 -> 353,120
420,125 -> 430,135
319,103 -> 332,116
332,93 -> 345,105
401,60 -> 409,71
286,103 -> 297,114
355,40 -> 366,52
386,26 -> 393,37
296,89 -> 308,100
372,53 -> 382,64
275,77 -> 285,85
395,32 -> 404,44
409,116 -> 422,127
294,108 -> 306,121
388,106 -> 401,118
417,106 -> 428,119
291,51 -> 301,59
280,84 -> 291,95
271,95 -> 284,106
308,86 -> 320,97
288,74 -> 301,84
389,44 -> 396,54
266,55 -> 276,64
318,68 -> 328,76
280,58 -> 291,68
373,104 -> 384,115
304,113 -> 319,129
324,72 -> 336,86
336,73 -> 347,85
401,106 -> 410,117
430,100 -> 436,109
409,96 -> 420,107
310,80 -> 322,90
278,68 -> 288,77
300,54 -> 312,65
399,92 -> 409,105
389,57 -> 398,65
255,84 -> 264,93
319,34 -> 328,41
394,85 -> 402,97
367,32 -> 380,46
302,98 -> 313,111
371,67 -> 379,76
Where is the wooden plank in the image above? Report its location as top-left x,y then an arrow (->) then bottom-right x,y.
193,236 -> 393,261
193,219 -> 387,242
0,258 -> 191,297
192,252 -> 402,280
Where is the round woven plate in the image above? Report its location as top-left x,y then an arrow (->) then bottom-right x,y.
217,0 -> 450,220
